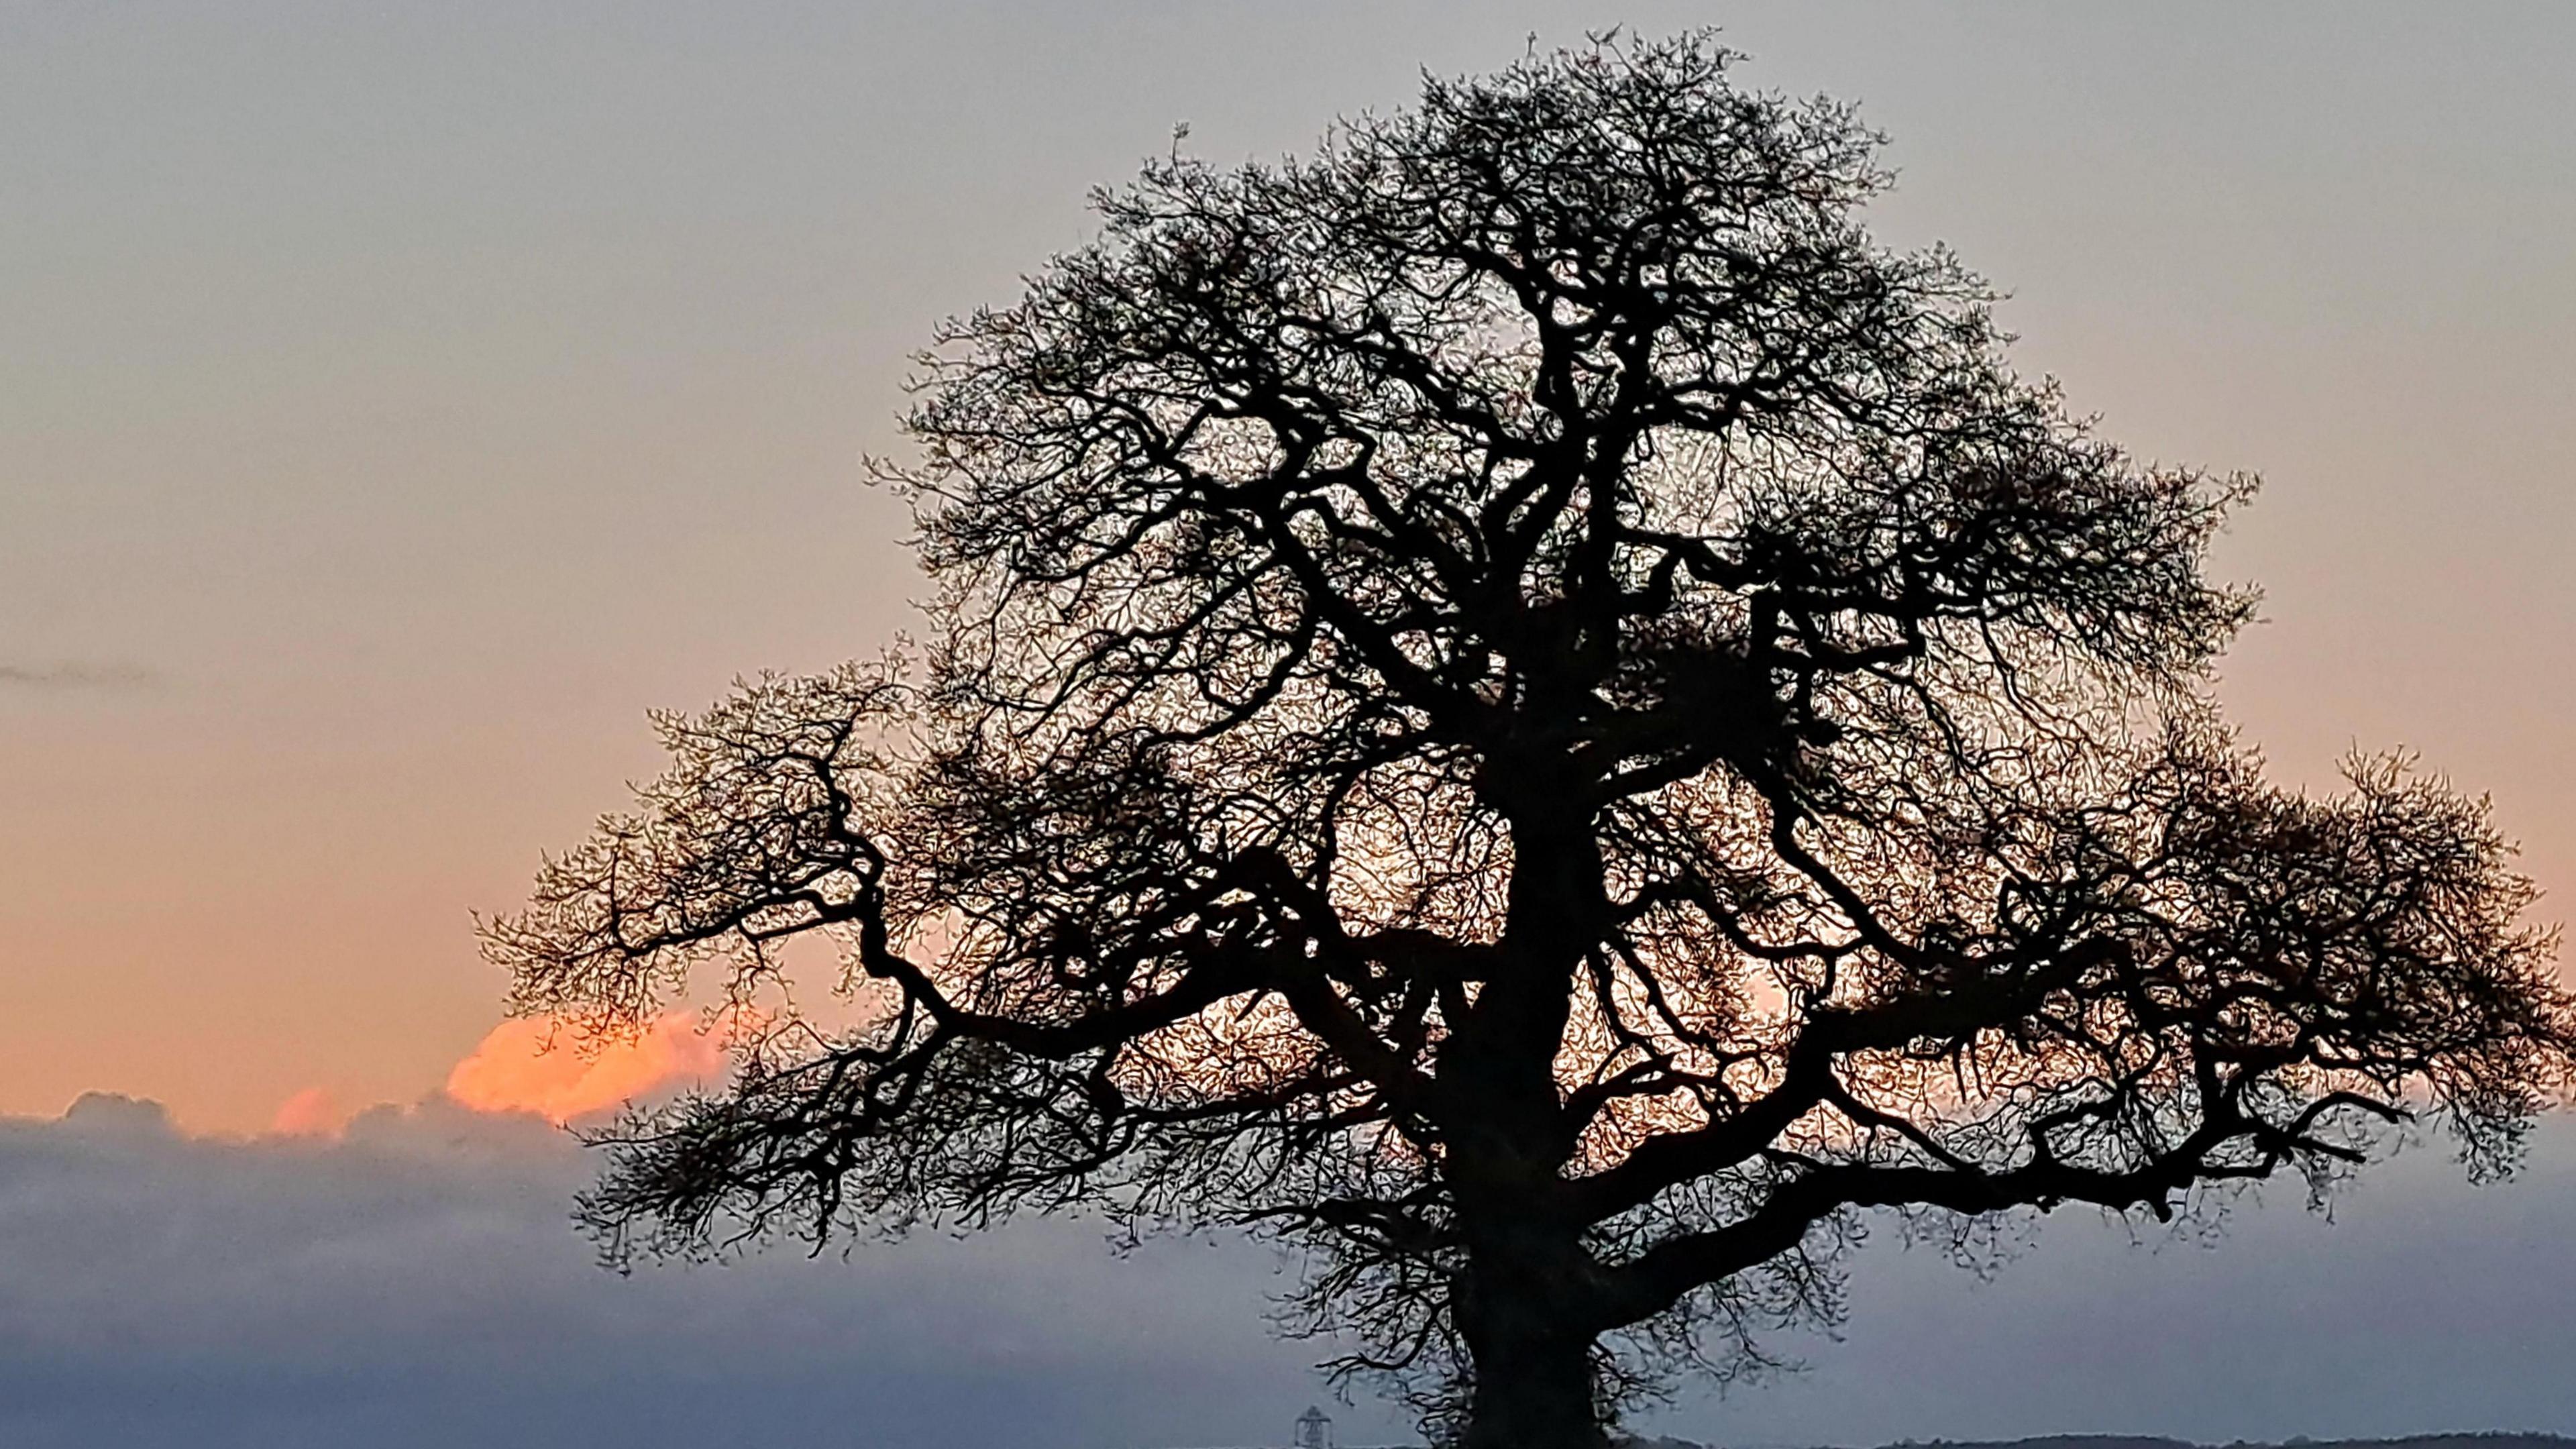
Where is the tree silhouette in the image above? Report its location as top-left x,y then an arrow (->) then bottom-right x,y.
486,34 -> 2574,1449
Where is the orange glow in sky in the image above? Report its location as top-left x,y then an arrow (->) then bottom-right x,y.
268,1085 -> 347,1138
443,1012 -> 729,1125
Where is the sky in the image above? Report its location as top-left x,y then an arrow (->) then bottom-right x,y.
3,2 -> 2574,1444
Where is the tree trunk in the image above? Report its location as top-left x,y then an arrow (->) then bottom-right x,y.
1456,1306 -> 1605,1449
1450,800 -> 1611,1448
1452,1218 -> 1610,1449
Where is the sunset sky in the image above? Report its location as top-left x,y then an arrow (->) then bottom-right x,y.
5,3 -> 2575,1445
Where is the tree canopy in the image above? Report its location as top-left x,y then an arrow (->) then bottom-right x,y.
486,33 -> 2573,1449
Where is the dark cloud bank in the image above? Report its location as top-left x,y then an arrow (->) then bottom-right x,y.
0,661 -> 156,690
3,1095 -> 2571,1449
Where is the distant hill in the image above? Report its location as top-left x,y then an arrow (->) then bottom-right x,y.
1216,1432 -> 2576,1449
1618,1434 -> 2576,1449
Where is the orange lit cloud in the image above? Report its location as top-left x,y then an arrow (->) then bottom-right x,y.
269,1086 -> 349,1138
444,1012 -> 730,1124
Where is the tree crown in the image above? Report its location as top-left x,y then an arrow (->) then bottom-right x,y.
486,32 -> 2572,1440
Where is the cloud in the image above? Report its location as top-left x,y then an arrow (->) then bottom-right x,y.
268,1087 -> 346,1138
0,661 -> 158,690
271,1008 -> 731,1142
1,1090 -> 2574,1449
0,1092 -> 1352,1449
1642,1133 -> 2576,1447
56,1089 -> 177,1136
442,1012 -> 731,1124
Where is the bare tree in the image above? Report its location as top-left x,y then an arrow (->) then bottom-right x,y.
486,34 -> 2573,1449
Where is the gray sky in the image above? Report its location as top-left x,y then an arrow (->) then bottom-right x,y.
3,3 -> 2574,1442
